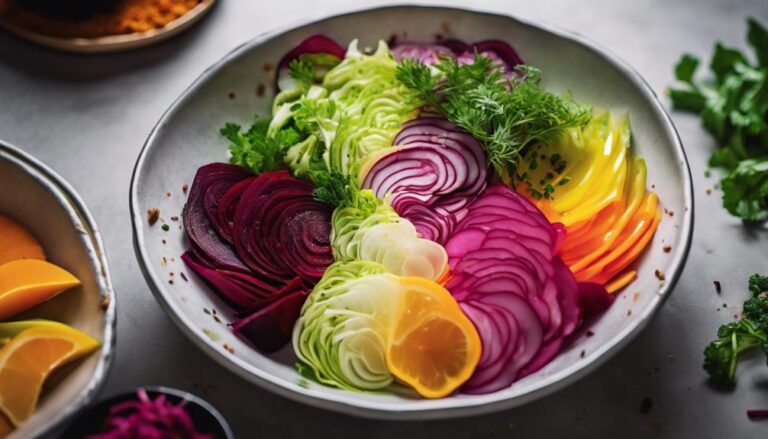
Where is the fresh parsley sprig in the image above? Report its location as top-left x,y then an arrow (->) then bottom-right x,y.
670,18 -> 768,221
220,117 -> 299,175
396,55 -> 591,186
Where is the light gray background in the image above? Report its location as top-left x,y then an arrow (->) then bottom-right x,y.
1,0 -> 767,437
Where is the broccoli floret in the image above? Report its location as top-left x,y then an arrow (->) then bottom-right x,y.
744,294 -> 768,333
703,274 -> 768,388
704,320 -> 767,388
749,274 -> 768,296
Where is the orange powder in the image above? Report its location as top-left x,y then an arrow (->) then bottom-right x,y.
0,0 -> 201,38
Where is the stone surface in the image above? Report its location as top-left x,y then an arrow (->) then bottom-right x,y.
0,0 -> 766,437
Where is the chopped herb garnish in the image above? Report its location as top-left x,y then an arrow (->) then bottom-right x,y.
396,56 -> 590,185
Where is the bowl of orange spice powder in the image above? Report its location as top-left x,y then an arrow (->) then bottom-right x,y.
0,0 -> 216,53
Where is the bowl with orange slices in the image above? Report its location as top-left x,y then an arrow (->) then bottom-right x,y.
131,5 -> 692,419
0,140 -> 116,438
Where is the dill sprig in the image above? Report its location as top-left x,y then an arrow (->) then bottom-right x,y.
396,55 -> 591,184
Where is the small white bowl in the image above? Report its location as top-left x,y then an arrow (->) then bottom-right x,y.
130,4 -> 693,420
0,141 -> 116,437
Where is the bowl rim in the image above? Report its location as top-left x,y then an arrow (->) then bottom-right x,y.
62,385 -> 234,439
129,3 -> 694,420
0,140 -> 117,437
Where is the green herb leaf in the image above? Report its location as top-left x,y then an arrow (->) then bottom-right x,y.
289,59 -> 316,87
748,17 -> 768,67
221,116 -> 300,174
675,53 -> 700,83
721,158 -> 768,221
710,43 -> 747,80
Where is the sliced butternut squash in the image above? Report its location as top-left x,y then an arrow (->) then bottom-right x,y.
0,215 -> 45,265
0,260 -> 80,320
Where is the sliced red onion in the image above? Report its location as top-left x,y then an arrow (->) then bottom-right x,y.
361,118 -> 487,244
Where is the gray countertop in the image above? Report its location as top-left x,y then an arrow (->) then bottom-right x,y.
1,0 -> 767,437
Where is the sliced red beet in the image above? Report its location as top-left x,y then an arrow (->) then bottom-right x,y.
214,176 -> 256,243
182,163 -> 253,273
233,171 -> 333,284
183,166 -> 334,353
231,279 -> 309,353
577,282 -> 615,322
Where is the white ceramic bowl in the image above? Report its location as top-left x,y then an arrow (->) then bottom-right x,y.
0,141 -> 116,437
130,5 -> 693,420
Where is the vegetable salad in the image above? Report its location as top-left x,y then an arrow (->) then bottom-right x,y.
181,35 -> 661,398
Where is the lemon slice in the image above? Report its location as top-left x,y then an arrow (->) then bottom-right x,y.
387,277 -> 481,398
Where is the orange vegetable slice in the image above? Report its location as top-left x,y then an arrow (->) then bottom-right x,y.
0,260 -> 80,320
387,277 -> 481,398
0,412 -> 12,438
0,215 -> 45,265
0,321 -> 99,426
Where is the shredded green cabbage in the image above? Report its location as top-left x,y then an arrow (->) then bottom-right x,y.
271,40 -> 423,178
293,260 -> 399,391
331,190 -> 447,280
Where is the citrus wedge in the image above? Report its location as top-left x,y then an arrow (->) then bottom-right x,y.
0,320 -> 99,426
0,259 -> 80,320
387,277 -> 481,398
0,215 -> 45,265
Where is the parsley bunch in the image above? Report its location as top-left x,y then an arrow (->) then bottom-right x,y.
670,18 -> 768,221
395,55 -> 590,185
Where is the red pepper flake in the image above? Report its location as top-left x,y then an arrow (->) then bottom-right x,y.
585,330 -> 594,337
667,210 -> 674,217
170,216 -> 179,222
160,257 -> 167,266
180,272 -> 188,282
147,208 -> 160,225
632,292 -> 641,302
169,272 -> 174,276
747,409 -> 768,419
654,269 -> 666,281
182,184 -> 189,194
223,343 -> 235,354
640,397 -> 653,414
228,92 -> 236,99
662,244 -> 672,253
165,192 -> 171,197
100,295 -> 111,310
627,309 -> 633,316
263,62 -> 274,72
256,83 -> 266,97
714,281 -> 722,294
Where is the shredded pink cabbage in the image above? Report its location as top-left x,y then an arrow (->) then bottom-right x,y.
87,389 -> 215,439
